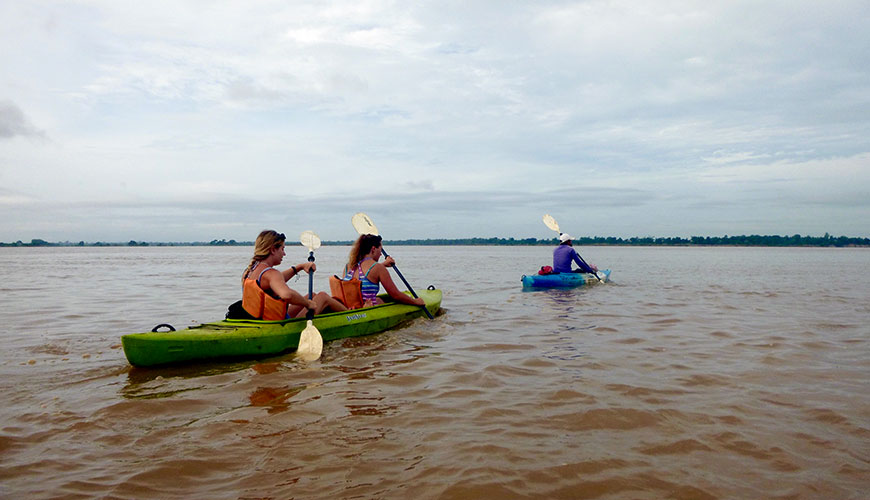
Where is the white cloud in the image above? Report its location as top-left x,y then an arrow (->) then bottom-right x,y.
1,0 -> 868,241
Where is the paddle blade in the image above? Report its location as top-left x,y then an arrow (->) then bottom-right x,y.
296,320 -> 323,361
300,230 -> 321,251
542,214 -> 560,232
352,212 -> 380,236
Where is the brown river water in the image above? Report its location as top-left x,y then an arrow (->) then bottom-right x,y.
0,245 -> 868,499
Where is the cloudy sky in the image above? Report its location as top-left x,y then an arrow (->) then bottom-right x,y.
1,0 -> 868,242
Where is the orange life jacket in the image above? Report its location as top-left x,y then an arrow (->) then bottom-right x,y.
242,271 -> 289,321
329,274 -> 363,309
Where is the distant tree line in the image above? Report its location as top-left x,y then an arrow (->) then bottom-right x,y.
387,234 -> 869,247
2,233 -> 868,248
0,239 -> 253,247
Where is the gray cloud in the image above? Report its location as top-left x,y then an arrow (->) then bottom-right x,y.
6,177 -> 866,243
0,101 -> 45,139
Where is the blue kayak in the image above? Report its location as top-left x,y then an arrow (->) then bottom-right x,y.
521,269 -> 611,289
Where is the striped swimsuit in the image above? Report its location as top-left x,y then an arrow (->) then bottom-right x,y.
344,258 -> 380,304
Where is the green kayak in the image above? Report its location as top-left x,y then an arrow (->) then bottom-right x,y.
122,288 -> 442,367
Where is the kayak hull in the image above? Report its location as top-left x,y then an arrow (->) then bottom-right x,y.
122,289 -> 442,367
521,269 -> 611,289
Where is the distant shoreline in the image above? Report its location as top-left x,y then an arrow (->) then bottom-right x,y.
2,235 -> 868,248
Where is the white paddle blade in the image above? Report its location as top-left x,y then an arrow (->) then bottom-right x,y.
300,230 -> 321,251
352,212 -> 380,236
296,320 -> 323,361
542,214 -> 560,232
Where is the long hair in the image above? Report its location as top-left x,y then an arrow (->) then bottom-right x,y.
242,230 -> 286,283
348,234 -> 382,269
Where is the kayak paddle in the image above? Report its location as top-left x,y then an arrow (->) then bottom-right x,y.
296,230 -> 323,361
351,212 -> 434,319
542,214 -> 603,282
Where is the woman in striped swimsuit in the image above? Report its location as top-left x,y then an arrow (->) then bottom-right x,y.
343,234 -> 426,308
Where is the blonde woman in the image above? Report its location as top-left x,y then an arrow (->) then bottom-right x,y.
242,230 -> 346,320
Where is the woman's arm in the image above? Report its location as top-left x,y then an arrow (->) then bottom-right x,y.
373,264 -> 425,306
264,269 -> 317,308
280,261 -> 315,282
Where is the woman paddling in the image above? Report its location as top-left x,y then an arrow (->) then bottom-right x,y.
242,230 -> 347,320
341,234 -> 425,308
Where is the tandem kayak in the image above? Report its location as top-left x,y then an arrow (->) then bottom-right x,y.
521,270 -> 611,289
122,288 -> 442,367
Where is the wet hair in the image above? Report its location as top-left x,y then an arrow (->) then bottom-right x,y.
242,230 -> 286,283
348,234 -> 382,268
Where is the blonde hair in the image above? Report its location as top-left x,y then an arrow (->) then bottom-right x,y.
347,234 -> 382,269
242,230 -> 286,283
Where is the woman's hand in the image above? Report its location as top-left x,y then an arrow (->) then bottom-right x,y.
303,262 -> 317,273
383,256 -> 395,268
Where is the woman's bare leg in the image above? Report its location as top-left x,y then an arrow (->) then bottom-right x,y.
287,293 -> 347,317
313,292 -> 347,314
287,304 -> 307,318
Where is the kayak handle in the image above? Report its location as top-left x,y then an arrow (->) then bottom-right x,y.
151,323 -> 176,332
427,285 -> 436,290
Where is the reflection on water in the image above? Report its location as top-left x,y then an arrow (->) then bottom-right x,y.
1,245 -> 868,499
249,385 -> 306,414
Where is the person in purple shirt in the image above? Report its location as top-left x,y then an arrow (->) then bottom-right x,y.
553,233 -> 598,274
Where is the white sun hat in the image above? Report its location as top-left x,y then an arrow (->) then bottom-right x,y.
559,233 -> 573,243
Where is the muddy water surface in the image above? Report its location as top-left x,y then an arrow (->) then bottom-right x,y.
1,245 -> 867,499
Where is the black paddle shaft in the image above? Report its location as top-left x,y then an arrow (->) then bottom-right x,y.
381,248 -> 434,320
575,253 -> 601,281
306,251 -> 315,320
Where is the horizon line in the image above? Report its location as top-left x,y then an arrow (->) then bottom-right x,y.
3,234 -> 869,248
